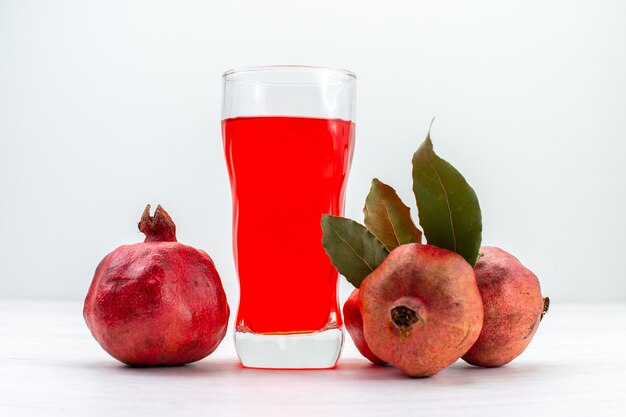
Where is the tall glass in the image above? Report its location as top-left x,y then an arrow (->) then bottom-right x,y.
222,66 -> 356,369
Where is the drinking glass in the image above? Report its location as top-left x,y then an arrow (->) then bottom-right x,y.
222,65 -> 356,368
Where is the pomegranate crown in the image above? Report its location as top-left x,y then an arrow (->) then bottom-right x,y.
138,204 -> 177,242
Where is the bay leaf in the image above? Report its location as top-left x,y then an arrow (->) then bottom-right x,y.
412,131 -> 482,266
363,178 -> 422,251
321,214 -> 389,288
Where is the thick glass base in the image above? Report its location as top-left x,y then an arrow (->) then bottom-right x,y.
234,328 -> 344,369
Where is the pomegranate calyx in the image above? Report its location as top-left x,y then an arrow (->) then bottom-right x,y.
139,204 -> 177,242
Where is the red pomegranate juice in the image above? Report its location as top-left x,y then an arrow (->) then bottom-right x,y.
223,116 -> 355,334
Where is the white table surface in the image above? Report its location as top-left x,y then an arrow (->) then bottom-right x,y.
1,300 -> 625,417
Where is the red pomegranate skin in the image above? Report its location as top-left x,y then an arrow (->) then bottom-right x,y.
343,288 -> 387,365
462,246 -> 548,367
83,205 -> 230,366
360,244 -> 483,377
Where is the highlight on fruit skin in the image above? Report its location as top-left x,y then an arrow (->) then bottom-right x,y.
359,243 -> 484,377
83,204 -> 230,366
462,246 -> 548,368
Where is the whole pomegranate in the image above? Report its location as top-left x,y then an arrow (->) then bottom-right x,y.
462,246 -> 549,367
84,205 -> 230,366
343,288 -> 387,365
360,244 -> 483,377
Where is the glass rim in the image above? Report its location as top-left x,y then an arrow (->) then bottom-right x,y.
222,65 -> 356,85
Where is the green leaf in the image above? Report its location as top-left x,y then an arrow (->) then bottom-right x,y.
363,178 -> 422,251
321,214 -> 389,288
411,129 -> 482,266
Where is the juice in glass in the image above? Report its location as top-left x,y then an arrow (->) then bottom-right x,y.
222,66 -> 356,368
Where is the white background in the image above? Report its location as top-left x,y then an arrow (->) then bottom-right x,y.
1,0 -> 625,304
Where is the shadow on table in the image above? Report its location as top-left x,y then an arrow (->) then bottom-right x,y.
333,358 -> 554,384
70,355 -> 559,386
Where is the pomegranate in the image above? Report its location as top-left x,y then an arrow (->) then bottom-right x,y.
463,246 -> 549,367
343,288 -> 387,365
83,205 -> 230,366
360,244 -> 483,377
